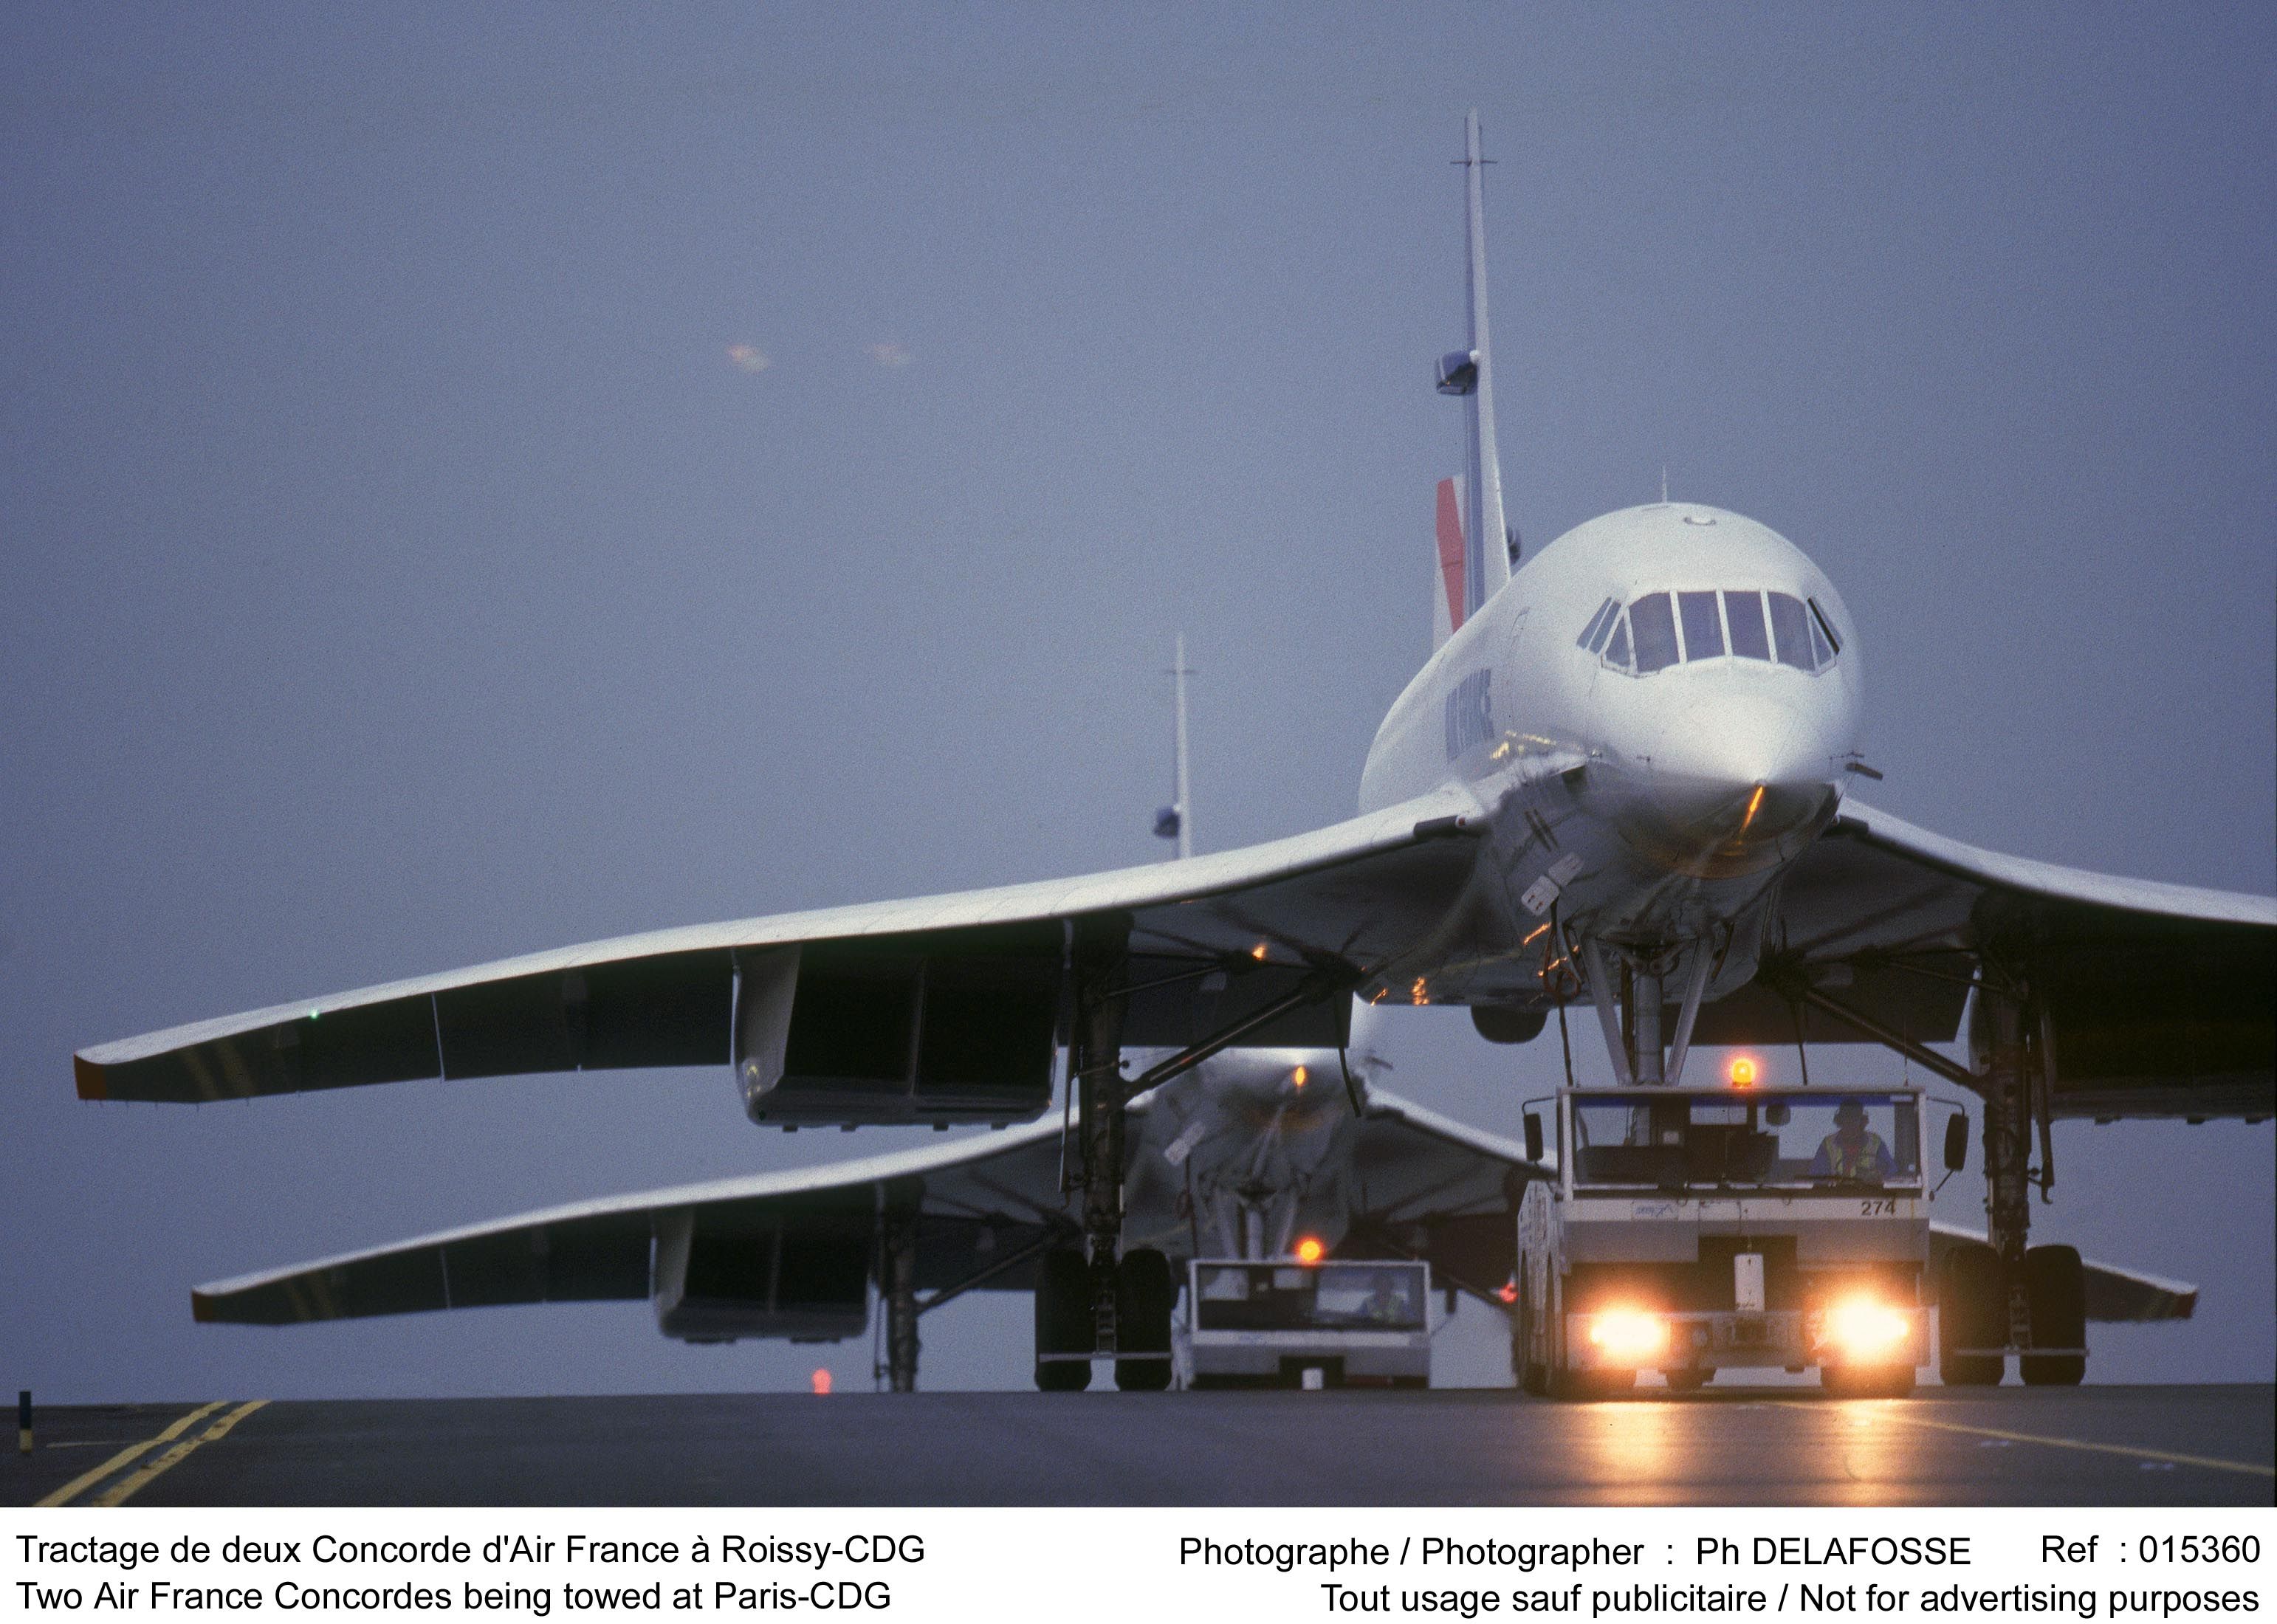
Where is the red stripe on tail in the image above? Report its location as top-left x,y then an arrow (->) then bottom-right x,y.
1435,478 -> 1467,633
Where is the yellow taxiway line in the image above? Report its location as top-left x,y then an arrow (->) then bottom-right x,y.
33,1400 -> 267,1508
1786,1400 -> 2276,1479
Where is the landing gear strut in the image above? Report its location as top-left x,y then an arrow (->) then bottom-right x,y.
1037,923 -> 1174,1391
881,1191 -> 921,1393
1074,930 -> 1130,1372
1577,936 -> 1714,1087
1941,986 -> 2086,1386
1035,925 -> 1350,1390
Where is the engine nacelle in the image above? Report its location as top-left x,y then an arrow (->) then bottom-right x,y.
735,925 -> 1060,1127
1471,1005 -> 1547,1045
651,1204 -> 872,1343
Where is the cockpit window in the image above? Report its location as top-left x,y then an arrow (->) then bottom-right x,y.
1677,591 -> 1724,661
1576,598 -> 1618,653
1808,596 -> 1843,655
1602,611 -> 1631,669
1724,590 -> 1771,660
1768,592 -> 1816,672
1628,592 -> 1679,673
1601,588 -> 1835,675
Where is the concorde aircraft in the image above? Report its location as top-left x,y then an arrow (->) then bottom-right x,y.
74,112 -> 2274,1386
183,1013 -> 2198,1393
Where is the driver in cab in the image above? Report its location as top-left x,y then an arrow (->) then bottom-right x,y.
1810,1098 -> 1892,1180
1358,1270 -> 1412,1325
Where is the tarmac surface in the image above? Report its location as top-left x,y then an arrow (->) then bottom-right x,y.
8,1385 -> 2271,1508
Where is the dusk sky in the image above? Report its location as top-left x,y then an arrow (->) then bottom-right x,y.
5,5 -> 2270,1400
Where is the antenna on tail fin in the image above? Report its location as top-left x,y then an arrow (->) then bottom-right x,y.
1152,634 -> 1193,859
1432,109 -> 1512,650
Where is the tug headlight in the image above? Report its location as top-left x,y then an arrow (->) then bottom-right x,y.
1826,1296 -> 1910,1360
1587,1309 -> 1669,1363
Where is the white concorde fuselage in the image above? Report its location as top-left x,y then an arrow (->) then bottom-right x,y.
1361,501 -> 1864,991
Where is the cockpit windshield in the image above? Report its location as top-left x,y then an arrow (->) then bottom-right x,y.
1582,591 -> 1840,675
1568,1091 -> 1919,1190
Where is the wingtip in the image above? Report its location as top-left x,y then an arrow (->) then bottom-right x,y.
191,1291 -> 216,1324
74,1053 -> 108,1101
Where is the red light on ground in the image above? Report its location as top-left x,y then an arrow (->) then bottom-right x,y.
1728,1056 -> 1759,1087
1294,1236 -> 1325,1265
810,1369 -> 833,1395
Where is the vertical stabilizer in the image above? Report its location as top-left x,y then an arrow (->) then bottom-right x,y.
1433,109 -> 1512,637
1463,109 -> 1512,608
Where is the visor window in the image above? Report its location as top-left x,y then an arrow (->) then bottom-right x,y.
1678,591 -> 1725,661
1768,593 -> 1814,671
1725,591 -> 1771,660
1628,593 -> 1678,673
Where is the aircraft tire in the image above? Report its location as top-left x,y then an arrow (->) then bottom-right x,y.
2019,1245 -> 2087,1387
1034,1247 -> 1093,1392
1663,1367 -> 1711,1393
1114,1248 -> 1175,1391
1937,1242 -> 2005,1386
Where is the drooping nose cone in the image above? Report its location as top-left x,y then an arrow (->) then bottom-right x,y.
1631,692 -> 1845,878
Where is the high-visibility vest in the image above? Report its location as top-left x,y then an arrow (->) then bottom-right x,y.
1818,1131 -> 1889,1178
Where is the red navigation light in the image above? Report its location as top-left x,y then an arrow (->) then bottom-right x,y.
810,1369 -> 834,1395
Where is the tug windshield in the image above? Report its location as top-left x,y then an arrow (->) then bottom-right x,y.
1192,1261 -> 1429,1332
1568,1092 -> 1920,1191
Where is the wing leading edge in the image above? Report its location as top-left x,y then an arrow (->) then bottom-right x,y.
1689,799 -> 2275,1122
81,787 -> 1491,1121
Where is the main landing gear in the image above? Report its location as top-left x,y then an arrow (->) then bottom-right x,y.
1034,1245 -> 1173,1391
1931,986 -> 2087,1387
881,1194 -> 922,1393
1771,968 -> 2089,1390
1031,923 -> 1175,1393
1032,925 -> 1357,1391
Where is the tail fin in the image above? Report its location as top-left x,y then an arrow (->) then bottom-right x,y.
1432,109 -> 1512,649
